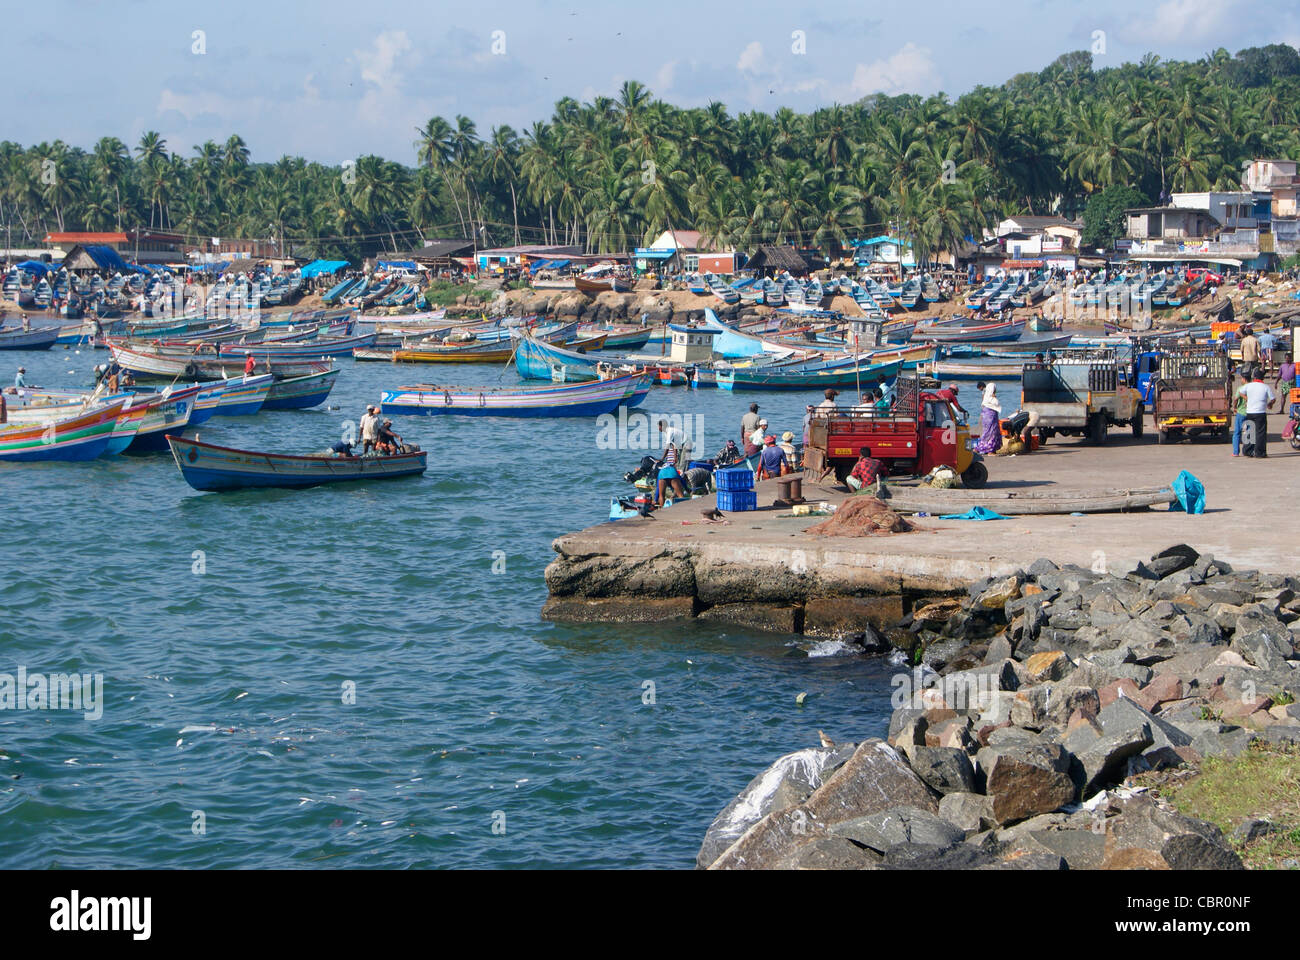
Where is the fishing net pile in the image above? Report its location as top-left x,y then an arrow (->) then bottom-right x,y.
807,497 -> 913,537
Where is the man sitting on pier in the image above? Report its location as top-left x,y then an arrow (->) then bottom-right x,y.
845,446 -> 887,494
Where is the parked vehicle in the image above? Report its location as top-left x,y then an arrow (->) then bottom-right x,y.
804,376 -> 987,487
1151,350 -> 1232,444
1020,352 -> 1144,443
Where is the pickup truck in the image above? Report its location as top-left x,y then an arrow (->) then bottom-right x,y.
1151,350 -> 1231,443
1020,354 -> 1144,444
805,376 -> 987,487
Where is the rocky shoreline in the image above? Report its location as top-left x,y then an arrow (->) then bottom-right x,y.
697,544 -> 1300,870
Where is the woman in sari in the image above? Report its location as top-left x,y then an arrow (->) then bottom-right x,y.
974,381 -> 1003,455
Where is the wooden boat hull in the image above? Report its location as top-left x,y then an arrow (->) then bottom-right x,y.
0,399 -> 126,462
718,358 -> 903,391
882,485 -> 1177,516
168,436 -> 427,491
0,326 -> 59,350
380,372 -> 651,417
125,386 -> 201,453
212,374 -> 273,416
261,369 -> 340,410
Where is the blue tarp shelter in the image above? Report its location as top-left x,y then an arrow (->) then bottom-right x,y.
378,260 -> 417,271
16,259 -> 51,275
80,244 -> 132,273
193,261 -> 230,274
299,259 -> 349,279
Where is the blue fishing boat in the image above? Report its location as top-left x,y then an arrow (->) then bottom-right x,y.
212,374 -> 273,416
167,436 -> 427,491
513,333 -> 606,382
381,371 -> 651,417
260,369 -> 340,410
716,357 -> 903,391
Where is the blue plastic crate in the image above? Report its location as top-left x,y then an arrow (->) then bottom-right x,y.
715,466 -> 755,492
717,489 -> 758,512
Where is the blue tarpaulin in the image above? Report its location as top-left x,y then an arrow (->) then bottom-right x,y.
79,244 -> 132,273
939,506 -> 1008,521
193,261 -> 230,273
16,259 -> 50,275
1170,470 -> 1205,514
299,259 -> 349,279
378,260 -> 417,271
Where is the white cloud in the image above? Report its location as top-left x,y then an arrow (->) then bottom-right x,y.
849,42 -> 942,97
1123,0 -> 1241,45
737,41 -> 764,74
303,73 -> 320,100
356,30 -> 412,92
655,60 -> 677,93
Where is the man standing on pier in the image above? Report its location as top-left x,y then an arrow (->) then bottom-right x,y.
1238,373 -> 1275,458
740,402 -> 760,442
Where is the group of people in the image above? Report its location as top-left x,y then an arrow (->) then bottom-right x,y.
738,402 -> 800,481
330,404 -> 406,457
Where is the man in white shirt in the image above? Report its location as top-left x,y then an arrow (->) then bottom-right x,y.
1238,375 -> 1276,458
359,405 -> 379,454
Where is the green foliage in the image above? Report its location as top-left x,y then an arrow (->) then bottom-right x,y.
0,49 -> 1298,262
423,281 -> 476,307
1081,184 -> 1150,249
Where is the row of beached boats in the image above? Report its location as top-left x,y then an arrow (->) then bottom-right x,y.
685,271 -> 951,314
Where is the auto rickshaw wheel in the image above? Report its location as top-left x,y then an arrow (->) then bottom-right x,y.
1088,413 -> 1107,445
961,461 -> 988,489
1289,429 -> 1300,452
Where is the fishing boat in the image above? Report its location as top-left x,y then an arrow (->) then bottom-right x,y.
124,384 -> 201,452
928,359 -> 1026,380
899,277 -> 921,310
106,340 -> 333,380
261,368 -> 339,410
716,357 -> 903,391
705,273 -> 740,304
513,333 -> 604,382
0,399 -> 126,462
921,275 -> 942,303
0,326 -> 59,350
168,436 -> 427,491
913,318 -> 1027,343
217,332 -> 377,359
211,374 -> 273,416
381,371 -> 651,417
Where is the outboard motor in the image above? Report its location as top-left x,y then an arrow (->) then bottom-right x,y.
622,455 -> 660,484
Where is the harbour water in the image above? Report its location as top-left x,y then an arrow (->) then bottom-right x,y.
0,346 -> 908,869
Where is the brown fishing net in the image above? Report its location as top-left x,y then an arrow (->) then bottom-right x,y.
806,497 -> 913,537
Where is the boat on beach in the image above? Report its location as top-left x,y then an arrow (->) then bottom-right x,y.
167,436 -> 428,491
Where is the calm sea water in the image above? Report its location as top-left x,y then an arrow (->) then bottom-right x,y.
0,340 -> 912,869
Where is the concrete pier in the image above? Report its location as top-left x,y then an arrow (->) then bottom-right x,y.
544,418 -> 1300,634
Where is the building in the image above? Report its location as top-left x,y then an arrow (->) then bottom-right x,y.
743,244 -> 810,277
851,235 -> 915,268
633,229 -> 736,274
1242,158 -> 1299,258
44,232 -> 129,258
477,243 -> 583,273
1125,191 -> 1263,268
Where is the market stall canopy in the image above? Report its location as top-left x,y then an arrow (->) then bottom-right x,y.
299,259 -> 350,279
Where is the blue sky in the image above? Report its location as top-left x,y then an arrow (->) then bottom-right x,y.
13,0 -> 1300,166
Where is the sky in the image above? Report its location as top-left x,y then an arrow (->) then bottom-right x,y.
11,0 -> 1300,167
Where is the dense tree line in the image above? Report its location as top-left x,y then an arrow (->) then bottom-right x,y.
2,45 -> 1298,264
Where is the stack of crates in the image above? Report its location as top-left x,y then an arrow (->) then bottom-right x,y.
714,466 -> 757,511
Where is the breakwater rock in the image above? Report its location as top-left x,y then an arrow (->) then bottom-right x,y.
698,544 -> 1300,869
